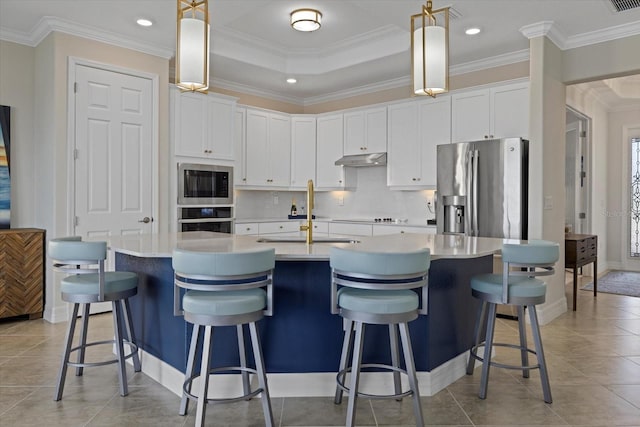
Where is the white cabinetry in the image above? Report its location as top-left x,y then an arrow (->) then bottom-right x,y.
235,223 -> 259,235
343,107 -> 387,155
235,107 -> 247,185
451,81 -> 529,143
172,88 -> 236,160
259,221 -> 300,236
372,225 -> 436,235
245,108 -> 291,187
328,222 -> 372,237
387,96 -> 450,188
290,116 -> 316,189
316,114 -> 354,189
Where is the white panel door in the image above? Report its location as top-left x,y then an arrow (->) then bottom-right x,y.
387,102 -> 421,186
451,89 -> 490,142
268,113 -> 291,187
491,82 -> 529,139
74,65 -> 154,240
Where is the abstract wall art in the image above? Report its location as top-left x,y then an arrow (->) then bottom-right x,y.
0,105 -> 10,228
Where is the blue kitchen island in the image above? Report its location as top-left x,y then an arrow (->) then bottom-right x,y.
107,231 -> 510,397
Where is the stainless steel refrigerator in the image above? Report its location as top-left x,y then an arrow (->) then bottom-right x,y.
436,137 -> 528,239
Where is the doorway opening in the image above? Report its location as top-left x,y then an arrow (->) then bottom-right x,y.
565,107 -> 592,235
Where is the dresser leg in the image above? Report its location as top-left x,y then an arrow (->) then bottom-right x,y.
593,258 -> 597,297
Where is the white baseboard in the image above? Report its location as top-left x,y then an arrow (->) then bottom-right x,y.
537,297 -> 567,325
44,303 -> 68,324
135,349 -> 470,398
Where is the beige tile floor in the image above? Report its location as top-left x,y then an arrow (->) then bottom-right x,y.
1,274 -> 640,426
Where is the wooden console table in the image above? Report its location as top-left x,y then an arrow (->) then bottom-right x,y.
0,228 -> 46,319
565,233 -> 597,311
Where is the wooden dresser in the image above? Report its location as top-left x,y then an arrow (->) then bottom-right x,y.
565,233 -> 597,311
0,228 -> 46,319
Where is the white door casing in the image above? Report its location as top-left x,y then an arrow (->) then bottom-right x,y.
73,63 -> 155,240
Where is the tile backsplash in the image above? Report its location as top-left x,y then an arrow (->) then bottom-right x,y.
235,167 -> 435,223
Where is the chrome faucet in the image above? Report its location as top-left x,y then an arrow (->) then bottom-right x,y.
300,179 -> 314,244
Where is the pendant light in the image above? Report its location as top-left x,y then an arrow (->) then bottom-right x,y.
411,0 -> 450,97
176,0 -> 210,93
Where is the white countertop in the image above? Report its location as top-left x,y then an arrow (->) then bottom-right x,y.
105,231 -> 515,261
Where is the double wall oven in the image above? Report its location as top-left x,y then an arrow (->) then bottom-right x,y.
177,163 -> 234,233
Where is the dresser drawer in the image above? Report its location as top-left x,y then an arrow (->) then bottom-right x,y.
565,234 -> 597,266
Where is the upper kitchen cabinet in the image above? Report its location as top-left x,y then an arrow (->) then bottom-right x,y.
244,108 -> 292,188
451,81 -> 529,143
234,107 -> 246,186
290,116 -> 316,189
343,107 -> 387,155
316,114 -> 355,190
387,96 -> 451,189
172,88 -> 236,160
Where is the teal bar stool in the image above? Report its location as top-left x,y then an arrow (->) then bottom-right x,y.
48,237 -> 141,401
172,248 -> 276,427
330,247 -> 430,427
466,240 -> 559,403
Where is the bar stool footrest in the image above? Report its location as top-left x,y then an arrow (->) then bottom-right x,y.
469,342 -> 541,371
336,363 -> 414,400
183,365 -> 264,404
66,339 -> 139,369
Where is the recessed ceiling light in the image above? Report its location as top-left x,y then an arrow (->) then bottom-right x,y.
137,18 -> 153,27
287,78 -> 297,84
465,27 -> 481,35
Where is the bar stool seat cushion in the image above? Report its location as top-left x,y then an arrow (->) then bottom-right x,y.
183,289 -> 266,316
471,274 -> 546,299
337,288 -> 419,315
61,271 -> 138,296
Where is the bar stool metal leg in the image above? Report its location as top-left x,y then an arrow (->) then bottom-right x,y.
479,302 -> 497,400
399,322 -> 424,427
237,324 -> 251,399
529,306 -> 552,403
55,303 -> 80,401
76,303 -> 90,376
467,301 -> 487,375
196,325 -> 213,427
346,321 -> 365,427
180,324 -> 201,416
112,300 -> 128,397
517,306 -> 530,378
335,320 -> 354,404
249,321 -> 274,427
122,299 -> 141,372
389,323 -> 402,400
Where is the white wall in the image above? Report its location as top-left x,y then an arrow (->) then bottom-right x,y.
236,167 -> 436,224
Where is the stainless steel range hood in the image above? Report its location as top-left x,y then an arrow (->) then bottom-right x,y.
334,152 -> 387,167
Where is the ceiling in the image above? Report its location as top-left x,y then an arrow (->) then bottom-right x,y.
1,0 -> 640,105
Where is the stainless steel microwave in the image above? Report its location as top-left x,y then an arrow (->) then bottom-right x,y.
177,163 -> 233,205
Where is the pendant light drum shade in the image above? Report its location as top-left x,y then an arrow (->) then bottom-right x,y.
413,26 -> 446,95
176,0 -> 210,93
411,1 -> 449,97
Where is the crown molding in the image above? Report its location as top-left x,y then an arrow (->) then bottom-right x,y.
211,77 -> 305,106
303,76 -> 410,106
2,16 -> 174,59
450,49 -> 530,76
564,20 -> 640,49
519,21 -> 566,49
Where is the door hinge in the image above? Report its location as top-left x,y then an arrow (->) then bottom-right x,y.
73,148 -> 79,160
579,212 -> 586,219
74,82 -> 78,93
580,130 -> 587,138
74,216 -> 79,226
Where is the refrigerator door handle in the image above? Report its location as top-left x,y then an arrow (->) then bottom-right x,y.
472,149 -> 479,236
465,151 -> 473,236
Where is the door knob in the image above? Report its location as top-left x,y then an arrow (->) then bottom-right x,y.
138,217 -> 152,224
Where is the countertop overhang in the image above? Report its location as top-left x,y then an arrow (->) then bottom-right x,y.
104,231 -> 516,260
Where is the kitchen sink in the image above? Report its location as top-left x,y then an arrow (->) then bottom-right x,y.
256,236 -> 360,243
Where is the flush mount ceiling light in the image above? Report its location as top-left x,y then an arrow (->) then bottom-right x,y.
176,0 -> 210,93
290,9 -> 322,32
286,78 -> 297,84
411,0 -> 450,97
136,18 -> 153,27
